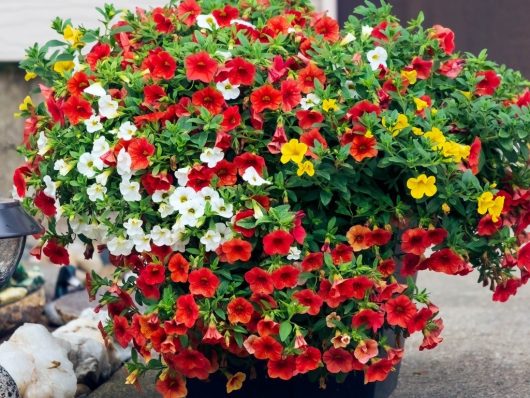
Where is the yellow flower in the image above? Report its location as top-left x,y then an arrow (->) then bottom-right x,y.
441,141 -> 471,162
24,71 -> 37,81
460,90 -> 472,100
63,25 -> 84,48
18,96 -> 33,112
477,192 -> 504,222
477,192 -> 494,215
322,99 -> 339,112
411,127 -> 424,136
431,108 -> 438,115
442,203 -> 451,214
407,174 -> 437,199
414,97 -> 428,112
383,114 -> 409,137
401,69 -> 417,85
364,129 -> 373,138
424,127 -> 446,149
489,196 -> 505,222
297,160 -> 315,177
280,139 -> 307,164
53,60 -> 75,74
125,370 -> 139,385
226,372 -> 246,394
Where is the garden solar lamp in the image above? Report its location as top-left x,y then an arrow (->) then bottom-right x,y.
0,199 -> 42,288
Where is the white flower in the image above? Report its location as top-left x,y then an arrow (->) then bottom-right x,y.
169,187 -> 196,211
231,19 -> 256,29
37,131 -> 50,155
341,32 -> 356,45
133,233 -> 151,253
92,136 -> 110,157
87,183 -> 106,201
361,25 -> 373,40
117,121 -> 137,141
210,197 -> 233,218
180,198 -> 206,227
300,93 -> 321,110
215,50 -> 232,60
287,246 -> 302,261
198,187 -> 220,202
171,228 -> 190,253
174,167 -> 190,186
116,148 -> 132,176
84,114 -> 103,133
42,175 -> 56,198
123,218 -> 143,237
95,170 -> 111,186
216,79 -> 240,100
84,82 -> 107,97
152,188 -> 173,203
344,80 -> 359,98
119,179 -> 141,201
215,222 -> 233,243
54,159 -> 72,176
107,236 -> 134,256
84,222 -> 109,242
367,46 -> 388,71
159,202 -> 176,218
197,14 -> 219,30
200,229 -> 222,252
200,147 -> 224,168
98,95 -> 119,119
73,54 -> 83,73
77,152 -> 103,178
242,167 -> 270,186
151,225 -> 173,247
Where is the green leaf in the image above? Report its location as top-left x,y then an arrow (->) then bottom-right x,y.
279,321 -> 292,342
320,190 -> 332,206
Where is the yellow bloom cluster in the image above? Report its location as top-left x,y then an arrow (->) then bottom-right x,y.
280,139 -> 314,176
424,127 -> 470,162
477,192 -> 504,222
383,114 -> 409,137
407,174 -> 437,199
63,25 -> 84,48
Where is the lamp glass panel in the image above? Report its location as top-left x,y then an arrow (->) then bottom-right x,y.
0,237 -> 24,286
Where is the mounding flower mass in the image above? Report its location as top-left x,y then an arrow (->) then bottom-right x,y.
15,0 -> 530,396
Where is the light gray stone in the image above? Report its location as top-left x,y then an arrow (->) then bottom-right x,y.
0,364 -> 19,398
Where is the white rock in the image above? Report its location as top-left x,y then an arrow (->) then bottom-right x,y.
0,323 -> 77,398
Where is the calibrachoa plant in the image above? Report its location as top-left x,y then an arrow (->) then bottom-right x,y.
14,0 -> 530,396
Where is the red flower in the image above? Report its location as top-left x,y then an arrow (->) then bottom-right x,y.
188,268 -> 220,298
424,248 -> 464,275
314,16 -> 340,42
297,63 -> 326,93
113,315 -> 132,348
155,373 -> 187,398
220,105 -> 241,132
300,129 -> 327,157
301,252 -> 324,272
212,5 -> 239,27
401,228 -> 430,256
63,95 -> 92,125
349,135 -> 378,162
410,56 -> 433,80
225,57 -> 256,86
263,230 -> 294,256
468,137 -> 482,175
265,16 -> 290,36
250,85 -> 282,113
143,84 -> 166,108
377,258 -> 396,277
406,307 -> 433,333
296,346 -> 321,374
128,137 -> 155,170
141,172 -> 173,195
517,243 -> 530,271
477,214 -> 502,236
187,165 -> 213,191
177,0 -> 201,26
234,209 -> 256,238
323,348 -> 353,373
168,253 -> 190,283
257,319 -> 280,337
492,279 -> 521,302
475,70 -> 501,96
67,72 -> 92,96
346,100 -> 381,122
172,349 -> 211,380
364,359 -> 394,383
420,318 -> 444,350
384,295 -> 417,328
252,335 -> 283,360
86,43 -> 111,70
213,160 -> 237,186
438,58 -> 465,79
401,253 -> 421,277
354,339 -> 378,364
268,55 -> 295,83
244,267 -> 274,294
233,152 -> 266,176
267,356 -> 297,380
516,89 -> 530,108
227,297 -> 254,324
293,289 -> 323,315
281,79 -> 302,112
43,240 -> 70,265
140,263 -> 166,285
153,8 -> 174,33
339,276 -> 374,300
351,309 -> 385,333
192,86 -> 225,114
185,52 -> 218,83
426,228 -> 448,246
175,294 -> 199,328
430,25 -> 455,55
369,228 -> 392,246
220,239 -> 252,263
137,277 -> 161,300
296,110 -> 324,130
331,243 -> 353,265
34,190 -> 57,217
271,266 -> 300,290
142,49 -> 177,80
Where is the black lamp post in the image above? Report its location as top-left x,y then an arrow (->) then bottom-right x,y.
0,200 -> 43,288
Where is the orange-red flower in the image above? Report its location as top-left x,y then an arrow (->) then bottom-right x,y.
250,85 -> 282,113
301,252 -> 324,271
63,95 -> 92,125
323,348 -> 353,373
295,346 -> 321,374
346,225 -> 373,252
349,135 -> 378,162
224,57 -> 256,86
267,356 -> 297,380
313,16 -> 340,42
192,86 -> 225,114
293,289 -> 323,315
281,79 -> 302,112
188,268 -> 220,298
271,265 -> 300,289
400,228 -> 430,256
263,230 -> 294,256
177,0 -> 201,26
185,51 -> 218,83
113,315 -> 132,348
155,372 -> 187,398
383,295 -> 417,328
251,335 -> 283,360
212,5 -> 239,27
297,63 -> 326,93
142,49 -> 177,80
174,294 -> 199,328
220,239 -> 252,263
244,267 -> 274,294
227,297 -> 254,324
353,339 -> 378,364
364,359 -> 394,383
128,137 -> 155,170
171,349 -> 211,380
351,309 -> 385,333
168,253 -> 190,283
475,70 -> 501,96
